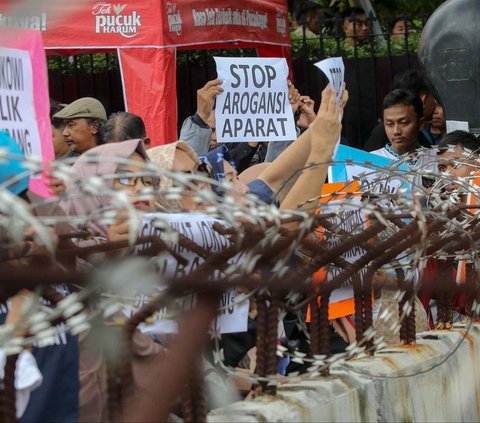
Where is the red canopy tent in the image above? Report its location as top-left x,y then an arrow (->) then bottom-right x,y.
1,0 -> 291,147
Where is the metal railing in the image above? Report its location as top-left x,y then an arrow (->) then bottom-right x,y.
291,12 -> 429,148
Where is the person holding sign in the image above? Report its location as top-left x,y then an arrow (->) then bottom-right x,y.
151,83 -> 347,212
60,139 -> 170,421
179,79 -> 224,155
180,78 -> 301,158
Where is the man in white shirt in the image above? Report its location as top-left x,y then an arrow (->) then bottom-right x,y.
372,89 -> 438,192
371,89 -> 424,161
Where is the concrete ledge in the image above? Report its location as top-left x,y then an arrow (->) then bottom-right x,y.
208,323 -> 480,422
343,323 -> 480,422
209,372 -> 376,422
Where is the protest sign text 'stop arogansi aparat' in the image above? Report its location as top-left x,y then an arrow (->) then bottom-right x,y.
214,57 -> 297,143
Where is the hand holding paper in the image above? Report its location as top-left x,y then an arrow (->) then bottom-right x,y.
287,80 -> 301,108
314,57 -> 345,106
310,86 -> 343,156
296,96 -> 316,129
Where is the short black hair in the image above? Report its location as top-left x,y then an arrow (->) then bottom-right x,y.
50,100 -> 67,130
294,1 -> 322,24
101,112 -> 146,143
438,130 -> 479,155
87,118 -> 105,145
390,17 -> 416,33
341,7 -> 365,21
383,89 -> 423,120
392,69 -> 431,97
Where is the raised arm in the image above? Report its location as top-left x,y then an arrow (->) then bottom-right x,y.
179,79 -> 223,155
279,86 -> 342,212
257,85 -> 347,195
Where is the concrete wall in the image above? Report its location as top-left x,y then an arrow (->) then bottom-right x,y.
208,322 -> 480,422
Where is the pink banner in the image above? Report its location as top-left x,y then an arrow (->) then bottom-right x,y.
0,28 -> 54,197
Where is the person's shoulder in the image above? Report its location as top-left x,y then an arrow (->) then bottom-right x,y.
418,131 -> 433,148
292,26 -> 317,39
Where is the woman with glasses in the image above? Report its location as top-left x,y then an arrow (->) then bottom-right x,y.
61,139 -> 166,422
62,138 -> 156,245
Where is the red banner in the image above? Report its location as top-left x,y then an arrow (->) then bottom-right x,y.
0,1 -> 289,49
162,0 -> 290,48
0,0 -> 291,146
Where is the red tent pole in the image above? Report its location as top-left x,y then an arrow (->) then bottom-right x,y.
118,47 -> 178,146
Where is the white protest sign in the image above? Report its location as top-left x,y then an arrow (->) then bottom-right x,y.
135,212 -> 249,334
0,48 -> 42,168
320,196 -> 367,304
446,120 -> 469,134
214,57 -> 297,143
314,57 -> 344,153
314,57 -> 345,106
330,145 -> 411,195
346,164 -> 403,194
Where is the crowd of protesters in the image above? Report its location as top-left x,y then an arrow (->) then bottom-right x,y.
0,3 -> 477,422
290,2 -> 419,49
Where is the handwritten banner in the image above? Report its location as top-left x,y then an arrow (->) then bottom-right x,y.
136,212 -> 249,335
315,182 -> 365,304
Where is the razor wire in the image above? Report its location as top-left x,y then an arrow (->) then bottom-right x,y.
1,146 -> 480,421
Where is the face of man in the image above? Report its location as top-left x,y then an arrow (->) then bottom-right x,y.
438,145 -> 477,190
307,9 -> 323,34
438,145 -> 478,202
431,104 -> 446,131
343,13 -> 368,42
62,118 -> 99,154
391,19 -> 415,41
52,123 -> 69,158
384,104 -> 422,155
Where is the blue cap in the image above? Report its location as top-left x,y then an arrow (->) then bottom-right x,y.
0,131 -> 30,195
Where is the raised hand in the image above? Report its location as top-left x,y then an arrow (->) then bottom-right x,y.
296,96 -> 316,129
309,85 -> 343,156
196,79 -> 224,123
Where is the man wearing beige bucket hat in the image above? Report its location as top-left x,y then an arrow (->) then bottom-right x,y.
53,97 -> 107,155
